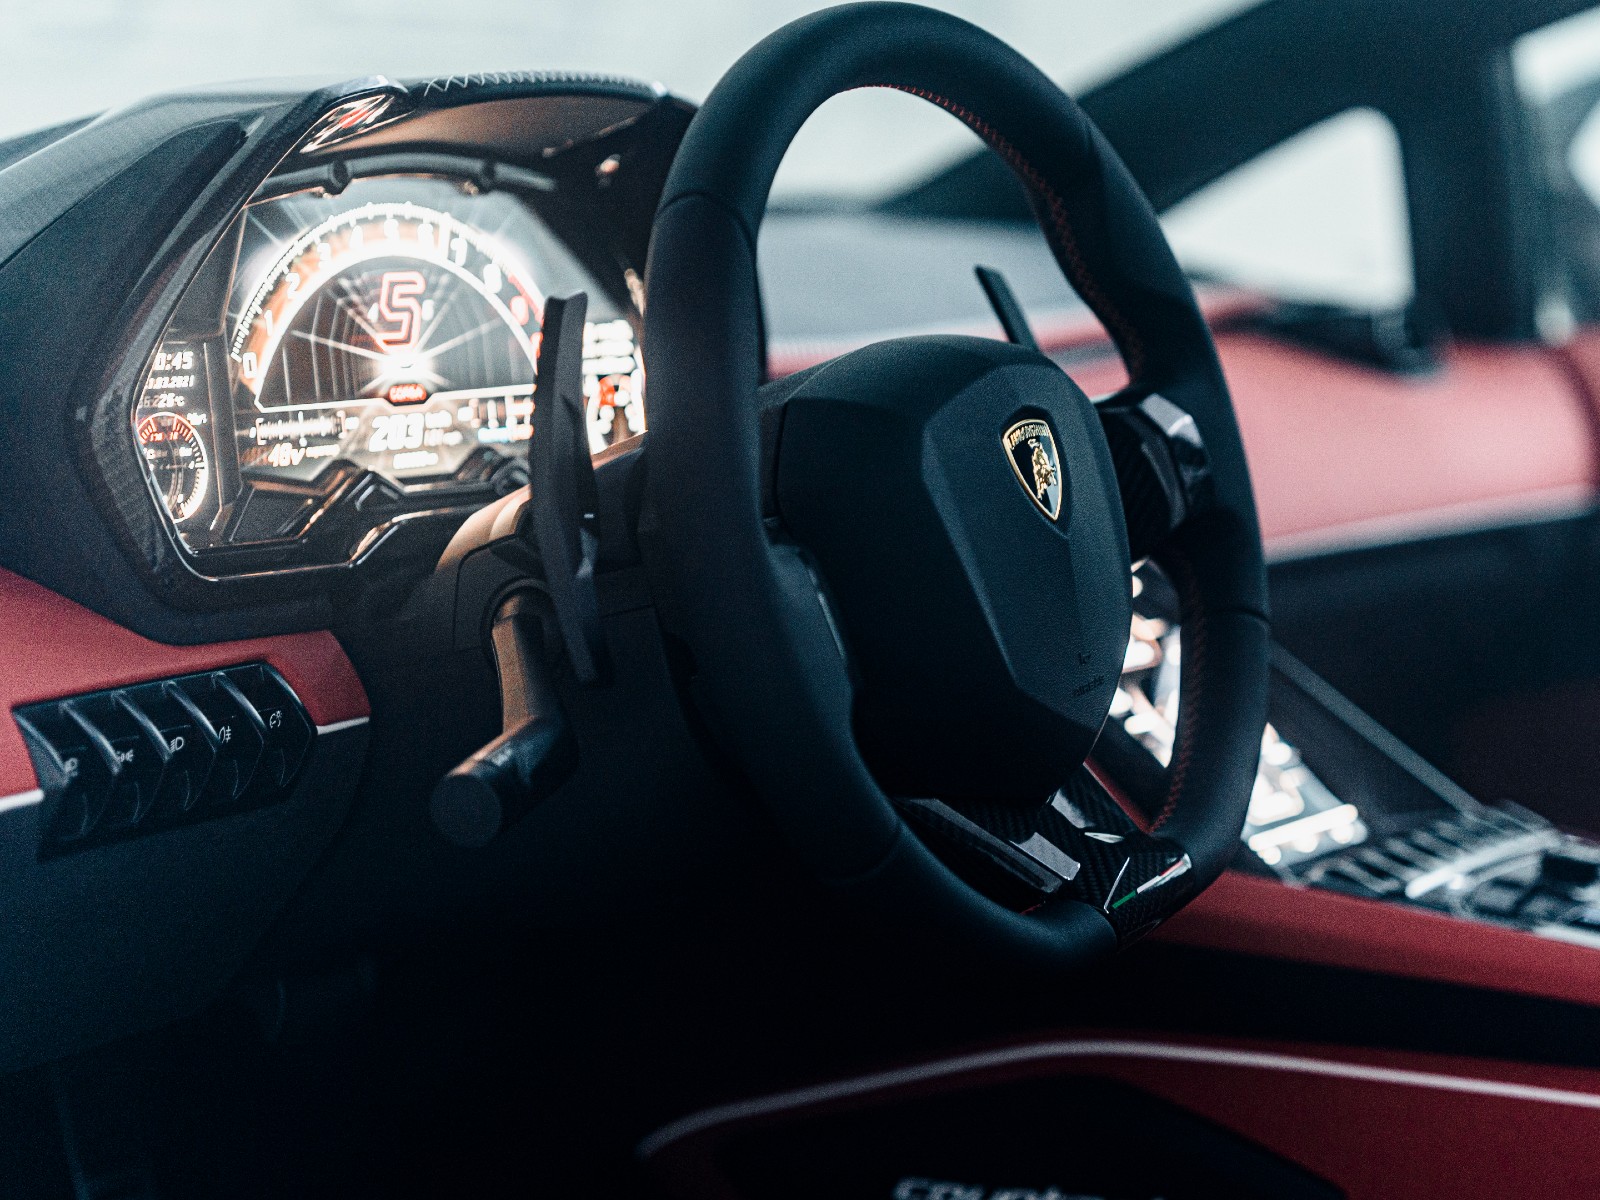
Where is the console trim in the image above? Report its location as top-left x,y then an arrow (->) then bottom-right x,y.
315,716 -> 371,736
642,1036 -> 1600,1158
0,788 -> 43,815
1403,830 -> 1556,899
1157,870 -> 1600,1009
642,1032 -> 1600,1200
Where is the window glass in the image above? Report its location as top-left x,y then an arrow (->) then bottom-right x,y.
1162,107 -> 1414,310
1569,106 -> 1600,210
1515,7 -> 1600,330
1516,7 -> 1600,204
1,0 -> 1263,202
1515,6 -> 1600,105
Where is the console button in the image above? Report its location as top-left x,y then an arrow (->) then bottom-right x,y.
14,704 -> 112,845
120,683 -> 214,815
221,665 -> 313,791
1374,842 -> 1431,873
13,661 -> 311,855
64,695 -> 165,830
1522,890 -> 1577,925
1471,879 -> 1525,918
173,673 -> 264,804
1319,860 -> 1401,897
1354,849 -> 1417,885
1540,846 -> 1600,894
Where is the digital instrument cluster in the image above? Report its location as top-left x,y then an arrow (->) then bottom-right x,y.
132,173 -> 644,556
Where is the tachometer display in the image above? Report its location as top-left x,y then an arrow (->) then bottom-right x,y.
232,202 -> 543,482
137,412 -> 210,522
131,173 -> 646,557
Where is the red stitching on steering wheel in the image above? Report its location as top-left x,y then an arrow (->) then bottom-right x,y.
1150,547 -> 1206,833
871,84 -> 1149,382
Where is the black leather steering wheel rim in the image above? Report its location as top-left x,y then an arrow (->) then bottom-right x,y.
641,1 -> 1269,972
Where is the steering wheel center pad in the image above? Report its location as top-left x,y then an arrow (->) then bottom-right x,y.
777,336 -> 1131,803
641,1 -> 1269,971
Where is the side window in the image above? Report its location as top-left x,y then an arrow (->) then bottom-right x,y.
1161,108 -> 1415,312
1515,7 -> 1600,112
1515,7 -> 1600,330
1567,104 -> 1600,206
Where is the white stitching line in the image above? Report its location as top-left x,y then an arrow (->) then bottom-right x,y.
315,716 -> 370,736
637,1038 -> 1600,1158
1265,484 -> 1598,564
0,789 -> 43,816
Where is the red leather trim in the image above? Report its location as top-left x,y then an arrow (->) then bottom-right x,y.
1551,327 -> 1600,438
777,323 -> 1600,557
0,568 -> 368,797
644,1033 -> 1600,1199
1230,335 -> 1598,554
1068,332 -> 1600,557
1155,870 -> 1600,1009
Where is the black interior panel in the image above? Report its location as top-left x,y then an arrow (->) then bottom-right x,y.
1269,511 -> 1600,832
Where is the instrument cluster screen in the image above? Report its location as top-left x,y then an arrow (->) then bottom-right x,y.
133,173 -> 644,552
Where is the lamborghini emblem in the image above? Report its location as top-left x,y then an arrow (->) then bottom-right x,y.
1002,419 -> 1063,521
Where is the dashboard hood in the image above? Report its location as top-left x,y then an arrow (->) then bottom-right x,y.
0,72 -> 669,270
0,72 -> 686,646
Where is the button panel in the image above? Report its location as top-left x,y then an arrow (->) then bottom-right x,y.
172,672 -> 266,806
13,664 -> 315,856
221,664 -> 314,792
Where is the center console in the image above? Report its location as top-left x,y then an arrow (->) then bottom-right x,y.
647,569 -> 1600,1200
1101,566 -> 1600,949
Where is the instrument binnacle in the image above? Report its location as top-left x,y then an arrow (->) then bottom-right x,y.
132,173 -> 644,556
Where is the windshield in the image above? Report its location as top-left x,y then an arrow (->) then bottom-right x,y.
13,0 -> 1424,313
5,0 -> 1256,201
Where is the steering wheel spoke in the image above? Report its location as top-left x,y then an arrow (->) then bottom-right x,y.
1099,391 -> 1214,563
641,2 -> 1268,971
897,769 -> 1195,941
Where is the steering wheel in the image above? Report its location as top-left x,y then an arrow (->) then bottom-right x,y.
640,2 -> 1269,973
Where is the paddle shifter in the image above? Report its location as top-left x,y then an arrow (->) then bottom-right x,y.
423,293 -> 603,847
521,292 -> 607,687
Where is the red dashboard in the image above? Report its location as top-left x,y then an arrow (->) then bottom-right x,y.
1067,330 -> 1600,560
